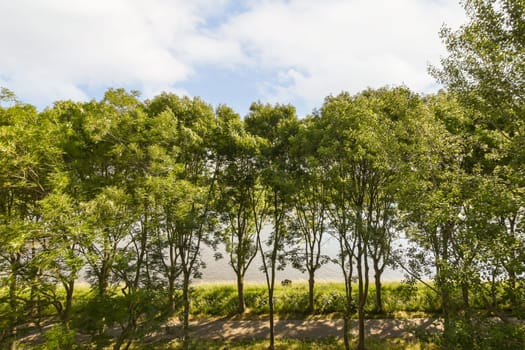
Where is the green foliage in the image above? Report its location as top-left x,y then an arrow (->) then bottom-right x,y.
39,325 -> 77,350
0,87 -> 18,103
191,285 -> 239,316
441,318 -> 525,350
432,0 -> 525,137
189,282 -> 441,317
316,291 -> 347,314
73,292 -> 120,345
1,78 -> 523,349
376,284 -> 441,314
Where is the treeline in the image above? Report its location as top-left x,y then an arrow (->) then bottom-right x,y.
0,86 -> 523,349
1,1 -> 525,349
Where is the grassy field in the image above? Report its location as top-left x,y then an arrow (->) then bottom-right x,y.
188,281 -> 441,318
7,280 -> 524,349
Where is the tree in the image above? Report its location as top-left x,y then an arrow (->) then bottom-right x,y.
37,191 -> 85,329
214,105 -> 265,314
0,97 -> 60,349
431,2 -> 525,339
432,0 -> 525,317
319,87 -> 425,349
288,115 -> 330,314
396,91 -> 523,346
141,104 -> 183,313
245,102 -> 298,350
145,93 -> 218,348
359,87 -> 426,314
432,0 -> 525,142
49,90 -> 165,348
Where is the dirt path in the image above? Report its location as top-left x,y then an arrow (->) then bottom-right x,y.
18,317 -> 442,347
181,318 -> 442,341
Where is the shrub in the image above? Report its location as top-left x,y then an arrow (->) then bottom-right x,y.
440,318 -> 525,350
39,325 -> 77,350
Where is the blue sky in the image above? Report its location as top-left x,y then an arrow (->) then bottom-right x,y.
0,0 -> 465,117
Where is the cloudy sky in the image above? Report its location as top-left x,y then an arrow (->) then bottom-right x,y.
0,0 -> 466,117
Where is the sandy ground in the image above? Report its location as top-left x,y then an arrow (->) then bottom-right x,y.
17,317 -> 443,347
169,317 -> 443,341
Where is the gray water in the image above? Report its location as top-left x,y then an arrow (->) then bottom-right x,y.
197,233 -> 405,285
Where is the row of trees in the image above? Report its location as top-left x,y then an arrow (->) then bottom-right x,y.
1,84 -> 523,349
0,1 -> 523,349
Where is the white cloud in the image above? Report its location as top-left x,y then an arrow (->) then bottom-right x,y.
0,0 -> 241,106
0,0 -> 465,112
217,0 -> 466,113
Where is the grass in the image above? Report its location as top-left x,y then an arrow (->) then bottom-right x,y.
189,281 -> 441,318
10,280 -> 523,349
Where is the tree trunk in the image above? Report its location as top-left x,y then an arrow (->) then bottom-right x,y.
373,264 -> 383,314
62,279 -> 75,327
99,264 -> 109,297
508,269 -> 516,309
356,227 -> 368,350
441,284 -> 451,335
268,286 -> 275,350
491,271 -> 498,308
343,284 -> 353,350
268,242 -> 277,350
8,256 -> 18,350
168,276 -> 176,313
113,335 -> 125,350
182,272 -> 191,350
343,314 -> 350,350
236,274 -> 245,314
308,271 -> 315,314
113,322 -> 131,350
9,334 -> 16,350
440,224 -> 451,338
461,282 -> 469,311
357,262 -> 366,350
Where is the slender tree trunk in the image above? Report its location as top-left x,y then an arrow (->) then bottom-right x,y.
268,235 -> 277,350
168,275 -> 176,313
113,321 -> 133,350
441,282 -> 451,334
341,246 -> 354,350
356,215 -> 369,350
8,255 -> 19,350
8,295 -> 17,349
236,273 -> 245,314
373,263 -> 383,314
99,264 -> 109,297
440,224 -> 452,338
507,269 -> 516,309
491,271 -> 497,308
182,271 -> 191,350
343,278 -> 353,350
461,282 -> 469,311
308,270 -> 315,313
113,334 -> 125,350
357,260 -> 366,350
268,284 -> 275,350
62,279 -> 75,327
266,193 -> 282,350
343,314 -> 351,350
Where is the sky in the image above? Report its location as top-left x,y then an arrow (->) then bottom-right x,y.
0,0 -> 466,117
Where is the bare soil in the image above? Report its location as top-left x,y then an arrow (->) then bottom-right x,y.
17,317 -> 443,347
166,317 -> 443,341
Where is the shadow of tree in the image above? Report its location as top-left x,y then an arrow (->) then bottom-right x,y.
179,317 -> 442,341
